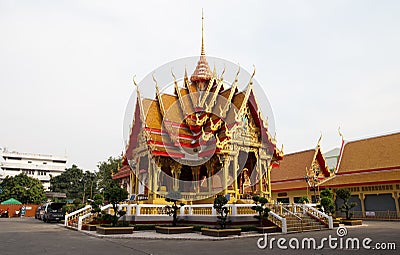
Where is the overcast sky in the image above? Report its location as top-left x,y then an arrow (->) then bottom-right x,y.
1,1 -> 399,171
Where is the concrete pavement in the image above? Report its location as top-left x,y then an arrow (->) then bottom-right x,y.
0,218 -> 399,255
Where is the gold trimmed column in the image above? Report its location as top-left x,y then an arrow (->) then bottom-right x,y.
170,161 -> 182,191
191,166 -> 201,193
233,154 -> 239,199
392,192 -> 400,218
359,193 -> 366,217
222,155 -> 231,195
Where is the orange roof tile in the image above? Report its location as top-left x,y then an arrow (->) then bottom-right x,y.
161,94 -> 183,123
320,168 -> 400,188
142,99 -> 163,129
271,149 -> 315,182
271,179 -> 308,191
338,132 -> 400,173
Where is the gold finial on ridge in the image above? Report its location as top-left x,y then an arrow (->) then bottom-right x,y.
317,132 -> 322,146
338,127 -> 344,141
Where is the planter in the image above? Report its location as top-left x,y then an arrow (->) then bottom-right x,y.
201,228 -> 241,237
96,226 -> 134,235
155,226 -> 194,234
341,219 -> 362,226
86,225 -> 97,231
256,226 -> 278,234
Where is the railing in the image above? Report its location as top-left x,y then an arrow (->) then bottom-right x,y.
65,205 -> 92,227
304,204 -> 333,229
269,210 -> 287,233
66,202 -> 332,234
281,206 -> 303,232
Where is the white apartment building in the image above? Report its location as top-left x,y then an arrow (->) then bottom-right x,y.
0,148 -> 67,191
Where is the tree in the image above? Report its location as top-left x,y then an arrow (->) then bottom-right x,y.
319,188 -> 335,215
164,191 -> 184,227
0,173 -> 46,204
298,196 -> 309,204
336,188 -> 357,220
213,195 -> 229,229
103,182 -> 128,226
96,156 -> 121,194
251,195 -> 270,227
50,165 -> 84,200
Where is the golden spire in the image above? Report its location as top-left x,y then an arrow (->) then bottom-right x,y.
201,9 -> 205,56
190,9 -> 212,84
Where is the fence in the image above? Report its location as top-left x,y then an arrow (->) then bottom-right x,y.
335,210 -> 399,220
0,204 -> 39,217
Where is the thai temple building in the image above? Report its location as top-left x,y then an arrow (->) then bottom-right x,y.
270,138 -> 331,204
113,15 -> 283,204
270,131 -> 400,219
320,132 -> 400,219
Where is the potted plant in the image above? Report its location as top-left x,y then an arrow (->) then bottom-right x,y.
155,191 -> 193,234
251,195 -> 276,233
96,183 -> 134,235
201,195 -> 241,237
335,188 -> 362,226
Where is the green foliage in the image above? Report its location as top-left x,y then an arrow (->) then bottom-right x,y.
90,194 -> 103,214
50,165 -> 83,200
0,173 -> 46,204
213,195 -> 229,229
251,195 -> 270,227
73,198 -> 82,207
319,188 -> 335,214
103,183 -> 128,226
96,156 -> 122,193
298,196 -> 309,204
336,188 -> 357,220
164,191 -> 184,227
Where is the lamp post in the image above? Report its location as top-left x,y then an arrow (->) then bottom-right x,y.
304,175 -> 317,203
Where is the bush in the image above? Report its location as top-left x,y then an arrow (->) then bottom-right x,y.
297,196 -> 309,204
319,189 -> 335,214
214,195 -> 229,229
164,191 -> 184,227
251,195 -> 270,227
336,188 -> 357,220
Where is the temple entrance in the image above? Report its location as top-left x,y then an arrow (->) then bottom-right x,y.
237,151 -> 257,195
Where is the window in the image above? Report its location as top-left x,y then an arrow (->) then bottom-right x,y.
28,161 -> 32,163
43,162 -> 47,165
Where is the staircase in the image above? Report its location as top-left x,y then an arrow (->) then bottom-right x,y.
269,203 -> 333,233
285,213 -> 329,233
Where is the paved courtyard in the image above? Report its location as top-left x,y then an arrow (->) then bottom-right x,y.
0,218 -> 399,255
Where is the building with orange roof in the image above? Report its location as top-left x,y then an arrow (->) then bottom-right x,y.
113,14 -> 282,204
319,132 -> 400,219
270,139 -> 331,204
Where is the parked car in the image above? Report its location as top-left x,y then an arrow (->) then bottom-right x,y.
42,202 -> 65,223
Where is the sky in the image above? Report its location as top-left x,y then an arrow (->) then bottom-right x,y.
1,1 -> 399,171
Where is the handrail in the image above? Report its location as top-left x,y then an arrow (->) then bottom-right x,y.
280,204 -> 303,232
78,212 -> 93,230
303,204 -> 333,229
269,210 -> 287,233
64,205 -> 92,227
